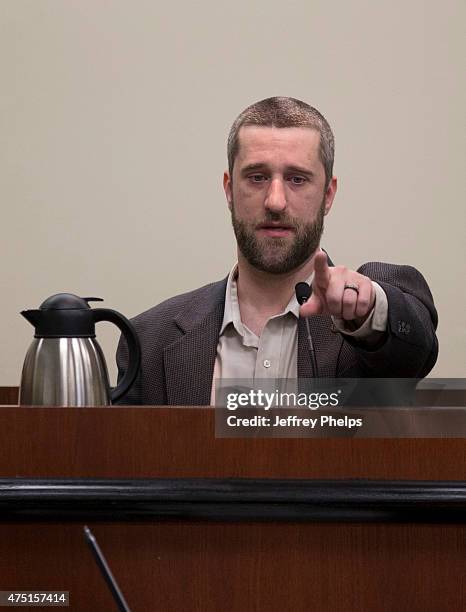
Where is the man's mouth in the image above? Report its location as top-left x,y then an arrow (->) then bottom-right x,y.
256,223 -> 295,237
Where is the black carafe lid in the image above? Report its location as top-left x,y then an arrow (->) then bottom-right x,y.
21,293 -> 104,338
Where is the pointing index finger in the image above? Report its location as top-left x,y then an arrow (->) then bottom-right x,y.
313,251 -> 330,290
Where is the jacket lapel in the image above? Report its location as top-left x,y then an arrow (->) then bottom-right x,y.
163,280 -> 227,405
297,250 -> 342,378
297,315 -> 342,378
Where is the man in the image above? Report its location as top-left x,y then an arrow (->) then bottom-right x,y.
116,97 -> 438,405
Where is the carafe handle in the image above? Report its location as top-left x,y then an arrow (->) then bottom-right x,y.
92,309 -> 141,403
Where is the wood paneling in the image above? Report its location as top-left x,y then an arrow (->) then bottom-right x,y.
0,522 -> 464,612
1,386 -> 462,407
0,407 -> 464,480
0,407 -> 464,611
0,387 -> 18,405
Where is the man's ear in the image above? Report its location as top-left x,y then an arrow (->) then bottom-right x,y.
323,176 -> 337,215
223,171 -> 233,210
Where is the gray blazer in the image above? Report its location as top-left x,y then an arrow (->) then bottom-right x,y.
116,261 -> 438,405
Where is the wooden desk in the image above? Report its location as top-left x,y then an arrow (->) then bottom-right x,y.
0,406 -> 464,612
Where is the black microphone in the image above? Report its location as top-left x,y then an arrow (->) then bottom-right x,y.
295,282 -> 319,378
295,282 -> 311,306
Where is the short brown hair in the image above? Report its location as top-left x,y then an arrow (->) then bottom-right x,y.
227,96 -> 335,187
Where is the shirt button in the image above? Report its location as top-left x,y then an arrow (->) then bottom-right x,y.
263,359 -> 271,368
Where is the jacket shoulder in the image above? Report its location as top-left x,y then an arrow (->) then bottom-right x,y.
357,261 -> 428,285
357,261 -> 434,299
130,278 -> 227,331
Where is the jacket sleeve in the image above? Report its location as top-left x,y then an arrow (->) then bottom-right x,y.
341,262 -> 438,377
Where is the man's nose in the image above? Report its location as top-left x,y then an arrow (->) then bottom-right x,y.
264,178 -> 287,213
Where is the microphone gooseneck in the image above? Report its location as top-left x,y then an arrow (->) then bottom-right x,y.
295,282 -> 319,379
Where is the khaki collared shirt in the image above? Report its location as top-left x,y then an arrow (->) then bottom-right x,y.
210,265 -> 388,404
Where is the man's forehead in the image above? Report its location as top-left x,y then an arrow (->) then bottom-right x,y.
236,125 -> 321,164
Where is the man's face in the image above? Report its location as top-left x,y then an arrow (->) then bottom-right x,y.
224,126 -> 337,274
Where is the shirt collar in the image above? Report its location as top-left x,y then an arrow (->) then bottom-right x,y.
220,263 -> 314,336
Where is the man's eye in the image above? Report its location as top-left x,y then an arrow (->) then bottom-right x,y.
249,174 -> 267,182
289,176 -> 306,184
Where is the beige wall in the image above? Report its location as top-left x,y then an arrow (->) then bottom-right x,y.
1,0 -> 464,385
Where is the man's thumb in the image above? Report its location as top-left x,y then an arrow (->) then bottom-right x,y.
300,292 -> 323,316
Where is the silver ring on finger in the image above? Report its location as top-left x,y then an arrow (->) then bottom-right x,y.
344,283 -> 359,294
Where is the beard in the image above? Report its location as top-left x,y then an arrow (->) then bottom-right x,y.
230,200 -> 326,274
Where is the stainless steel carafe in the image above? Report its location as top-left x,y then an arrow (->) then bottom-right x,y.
19,293 -> 141,406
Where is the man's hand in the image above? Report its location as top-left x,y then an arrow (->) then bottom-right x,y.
300,252 -> 376,324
